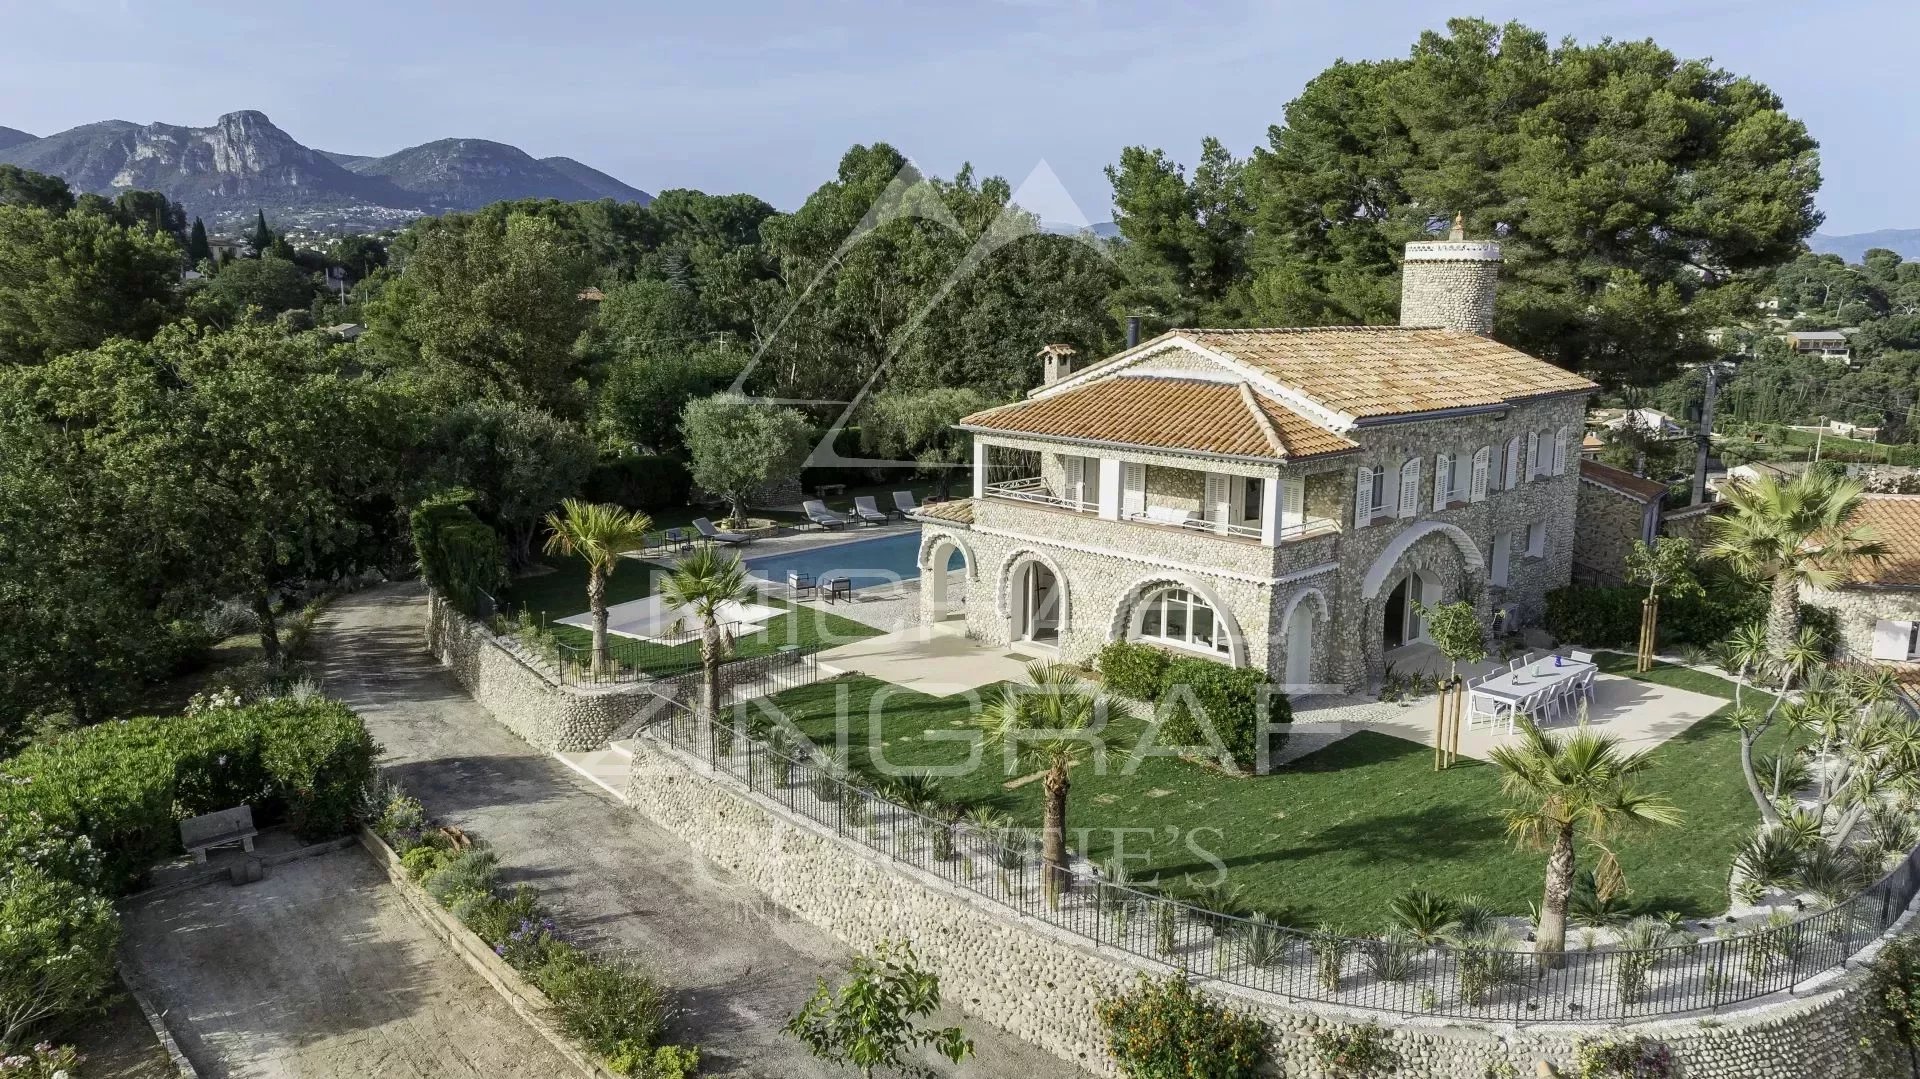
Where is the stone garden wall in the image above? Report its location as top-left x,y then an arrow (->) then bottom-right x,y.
620,728 -> 1912,1079
423,591 -> 657,752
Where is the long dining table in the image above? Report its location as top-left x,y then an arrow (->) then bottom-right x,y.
1467,657 -> 1596,734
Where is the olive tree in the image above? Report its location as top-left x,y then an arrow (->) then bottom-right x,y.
680,393 -> 812,527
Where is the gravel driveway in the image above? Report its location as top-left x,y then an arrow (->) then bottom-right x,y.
121,847 -> 575,1078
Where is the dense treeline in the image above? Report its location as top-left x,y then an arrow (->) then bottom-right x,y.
0,17 -> 1827,741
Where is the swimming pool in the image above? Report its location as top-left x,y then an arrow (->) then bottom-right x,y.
745,530 -> 960,589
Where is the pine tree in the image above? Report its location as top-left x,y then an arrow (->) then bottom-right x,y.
187,217 -> 212,266
250,210 -> 272,256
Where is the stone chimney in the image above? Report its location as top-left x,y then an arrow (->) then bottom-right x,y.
1399,213 -> 1502,336
1038,343 -> 1078,384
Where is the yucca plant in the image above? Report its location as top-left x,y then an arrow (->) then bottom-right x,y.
1180,876 -> 1249,935
1238,911 -> 1287,969
1753,750 -> 1812,801
1456,928 -> 1532,1004
1568,868 -> 1633,929
1732,826 -> 1806,897
1867,803 -> 1920,865
1448,895 -> 1499,939
1614,916 -> 1688,1005
1309,924 -> 1346,993
1388,886 -> 1458,944
1364,927 -> 1418,983
1796,844 -> 1871,904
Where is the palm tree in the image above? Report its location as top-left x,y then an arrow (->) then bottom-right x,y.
660,544 -> 753,724
1486,720 -> 1681,965
1704,471 -> 1887,658
541,499 -> 653,675
975,662 -> 1110,909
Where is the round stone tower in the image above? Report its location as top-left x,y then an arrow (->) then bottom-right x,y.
1399,214 -> 1502,336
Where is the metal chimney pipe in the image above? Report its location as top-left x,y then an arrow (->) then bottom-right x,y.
1126,316 -> 1141,349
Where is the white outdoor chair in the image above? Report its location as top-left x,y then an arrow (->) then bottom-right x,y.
1508,658 -> 1524,674
803,500 -> 849,530
1466,680 -> 1506,731
1570,649 -> 1594,664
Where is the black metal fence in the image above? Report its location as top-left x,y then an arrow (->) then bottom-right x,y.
642,699 -> 1920,1023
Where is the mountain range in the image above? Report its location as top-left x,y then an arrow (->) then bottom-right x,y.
0,110 -> 650,231
1808,229 -> 1920,264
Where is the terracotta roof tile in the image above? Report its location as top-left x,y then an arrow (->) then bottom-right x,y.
913,498 -> 975,526
1579,459 -> 1669,503
1845,495 -> 1920,588
959,376 -> 1357,462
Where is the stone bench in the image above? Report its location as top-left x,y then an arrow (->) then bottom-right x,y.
180,805 -> 258,863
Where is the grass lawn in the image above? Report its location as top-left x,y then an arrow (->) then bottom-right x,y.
761,657 -> 1799,931
505,555 -> 882,676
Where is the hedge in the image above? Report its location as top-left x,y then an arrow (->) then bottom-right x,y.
1159,658 -> 1292,772
1544,582 -> 1834,654
1097,640 -> 1171,702
585,454 -> 692,513
411,493 -> 507,616
0,698 -> 378,893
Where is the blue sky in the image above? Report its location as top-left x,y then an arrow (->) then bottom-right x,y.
4,1 -> 1914,234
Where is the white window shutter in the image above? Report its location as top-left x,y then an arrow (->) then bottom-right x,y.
1283,478 -> 1304,523
1122,462 -> 1146,517
1205,473 -> 1231,533
1432,453 -> 1451,511
1354,465 -> 1373,529
1872,619 -> 1911,661
1554,427 -> 1571,476
1504,437 -> 1520,491
1064,455 -> 1084,506
1395,458 -> 1418,519
1470,446 -> 1490,502
1526,432 -> 1540,480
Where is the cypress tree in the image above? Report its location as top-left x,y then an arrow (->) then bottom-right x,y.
250,209 -> 272,256
187,217 -> 212,265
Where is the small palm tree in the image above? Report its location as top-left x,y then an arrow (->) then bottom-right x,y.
975,663 -> 1109,909
1486,720 -> 1681,966
1705,471 -> 1886,659
660,544 -> 753,723
541,499 -> 653,675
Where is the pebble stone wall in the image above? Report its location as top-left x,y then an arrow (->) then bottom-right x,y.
423,590 -> 656,751
1803,584 -> 1920,663
619,730 -> 1911,1079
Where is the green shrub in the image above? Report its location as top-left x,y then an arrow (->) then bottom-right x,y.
0,863 -> 121,1046
0,699 -> 376,892
539,950 -> 670,1073
401,844 -> 452,881
458,885 -> 543,947
410,491 -> 508,615
1157,658 -> 1291,771
1097,973 -> 1269,1079
634,1044 -> 701,1079
421,849 -> 500,904
1311,1022 -> 1396,1078
1545,571 -> 1816,655
1544,586 -> 1642,648
1097,640 -> 1171,702
0,1041 -> 82,1079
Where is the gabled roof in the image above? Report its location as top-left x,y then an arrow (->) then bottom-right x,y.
1843,495 -> 1920,589
959,375 -> 1357,463
1044,327 -> 1596,430
1579,459 -> 1668,503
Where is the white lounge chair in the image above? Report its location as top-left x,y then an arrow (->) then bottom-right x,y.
804,500 -> 849,530
852,496 -> 890,525
693,517 -> 751,546
890,490 -> 918,518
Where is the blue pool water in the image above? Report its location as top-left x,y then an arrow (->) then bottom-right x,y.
745,530 -> 960,589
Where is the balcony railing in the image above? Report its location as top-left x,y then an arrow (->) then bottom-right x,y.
983,476 -> 1336,545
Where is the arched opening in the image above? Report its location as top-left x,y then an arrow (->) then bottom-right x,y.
1010,558 -> 1064,645
922,537 -> 970,621
1381,569 -> 1438,650
1127,585 -> 1232,658
1280,588 -> 1327,688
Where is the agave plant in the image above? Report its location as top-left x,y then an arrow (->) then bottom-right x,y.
1388,886 -> 1458,943
1732,827 -> 1806,897
1866,803 -> 1920,865
1568,869 -> 1633,929
1795,844 -> 1872,904
1238,911 -> 1288,969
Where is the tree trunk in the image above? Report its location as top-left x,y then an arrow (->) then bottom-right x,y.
588,566 -> 609,675
729,491 -> 748,529
253,592 -> 281,667
1535,823 -> 1577,966
1041,763 -> 1071,909
701,617 -> 722,727
1739,728 -> 1783,828
1766,572 -> 1801,659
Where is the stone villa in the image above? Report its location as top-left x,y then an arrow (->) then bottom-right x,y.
1802,494 -> 1920,666
914,226 -> 1597,692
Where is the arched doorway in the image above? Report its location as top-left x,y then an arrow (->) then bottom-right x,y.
1011,559 -> 1064,645
1382,570 -> 1438,649
1279,587 -> 1327,688
922,535 -> 971,621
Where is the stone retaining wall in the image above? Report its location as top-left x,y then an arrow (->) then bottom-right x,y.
620,732 -> 1910,1079
423,591 -> 656,752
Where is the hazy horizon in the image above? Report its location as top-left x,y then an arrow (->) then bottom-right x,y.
5,1 -> 1914,234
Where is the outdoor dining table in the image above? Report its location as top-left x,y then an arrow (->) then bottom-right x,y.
1467,657 -> 1596,734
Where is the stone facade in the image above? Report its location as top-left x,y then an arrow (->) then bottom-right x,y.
620,727 -> 1910,1079
423,590 -> 658,751
1399,239 -> 1502,335
1574,478 -> 1660,586
1803,584 -> 1920,663
928,395 -> 1586,692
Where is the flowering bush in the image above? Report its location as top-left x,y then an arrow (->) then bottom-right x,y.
0,1042 -> 82,1079
0,865 -> 119,1048
1097,973 -> 1269,1079
1573,1036 -> 1675,1078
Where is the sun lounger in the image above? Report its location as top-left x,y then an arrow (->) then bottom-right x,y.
852,496 -> 890,525
804,500 -> 849,530
891,490 -> 918,518
693,517 -> 750,546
